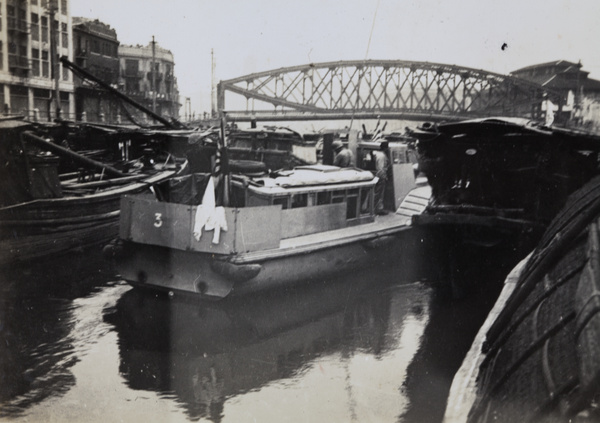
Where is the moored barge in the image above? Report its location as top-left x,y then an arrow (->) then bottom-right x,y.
107,149 -> 426,299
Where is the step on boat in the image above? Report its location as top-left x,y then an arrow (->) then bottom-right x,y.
106,156 -> 428,300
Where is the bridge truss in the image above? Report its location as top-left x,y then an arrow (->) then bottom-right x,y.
217,60 -> 563,122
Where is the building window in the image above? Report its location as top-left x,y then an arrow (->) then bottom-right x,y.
42,50 -> 49,78
41,16 -> 48,43
125,59 -> 139,77
32,48 -> 40,76
0,42 -> 3,71
7,5 -> 14,33
33,88 -> 49,98
61,0 -> 67,14
31,13 -> 39,41
61,23 -> 68,49
62,62 -> 68,81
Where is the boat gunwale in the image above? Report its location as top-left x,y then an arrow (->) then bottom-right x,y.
224,213 -> 411,264
0,169 -> 176,211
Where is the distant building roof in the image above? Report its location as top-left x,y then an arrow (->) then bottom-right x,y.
511,60 -> 600,94
511,60 -> 585,75
72,17 -> 118,42
119,43 -> 174,62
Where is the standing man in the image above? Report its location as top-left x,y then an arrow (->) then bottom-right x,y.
372,141 -> 390,215
332,140 -> 354,168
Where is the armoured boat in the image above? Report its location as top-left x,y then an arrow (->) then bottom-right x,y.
105,141 -> 429,300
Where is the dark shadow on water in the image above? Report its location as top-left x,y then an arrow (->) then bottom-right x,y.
399,242 -> 529,423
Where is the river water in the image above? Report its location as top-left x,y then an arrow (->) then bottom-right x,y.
0,239 -> 521,423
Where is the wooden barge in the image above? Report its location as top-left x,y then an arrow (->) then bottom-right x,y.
0,120 -> 176,266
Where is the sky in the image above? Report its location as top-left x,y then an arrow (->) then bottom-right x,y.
71,0 -> 600,117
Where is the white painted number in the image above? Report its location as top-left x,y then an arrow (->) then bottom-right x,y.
154,213 -> 163,228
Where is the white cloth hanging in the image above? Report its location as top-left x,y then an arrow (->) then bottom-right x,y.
193,177 -> 228,244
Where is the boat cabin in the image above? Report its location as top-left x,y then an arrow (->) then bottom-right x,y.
123,165 -> 379,256
230,165 -> 377,227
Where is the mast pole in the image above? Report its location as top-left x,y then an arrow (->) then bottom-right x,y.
151,36 -> 157,114
211,48 -> 216,118
49,2 -> 61,119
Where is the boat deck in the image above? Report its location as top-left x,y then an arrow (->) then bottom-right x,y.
231,186 -> 431,264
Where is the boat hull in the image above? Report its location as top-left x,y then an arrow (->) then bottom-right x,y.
0,171 -> 174,266
112,223 -> 424,300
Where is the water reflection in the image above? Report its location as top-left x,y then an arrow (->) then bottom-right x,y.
106,268 -> 432,422
0,251 -> 116,417
0,230 -> 521,422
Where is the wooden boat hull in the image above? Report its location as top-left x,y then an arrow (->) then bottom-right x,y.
0,171 -> 174,266
111,217 -> 421,300
412,117 -> 600,226
457,175 -> 600,422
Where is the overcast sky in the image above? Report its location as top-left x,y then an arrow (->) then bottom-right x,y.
71,0 -> 600,116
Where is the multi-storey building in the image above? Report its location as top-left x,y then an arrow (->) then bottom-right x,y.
118,41 -> 180,123
72,17 -> 120,123
511,60 -> 600,130
0,0 -> 74,120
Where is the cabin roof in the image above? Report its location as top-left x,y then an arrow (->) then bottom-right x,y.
246,179 -> 377,195
245,166 -> 376,195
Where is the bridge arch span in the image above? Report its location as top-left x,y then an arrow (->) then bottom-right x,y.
217,60 -> 563,122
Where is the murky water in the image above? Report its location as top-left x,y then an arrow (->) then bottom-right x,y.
0,240 -> 519,423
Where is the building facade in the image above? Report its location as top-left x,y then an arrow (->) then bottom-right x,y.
118,42 -> 180,124
72,17 -> 120,123
0,0 -> 74,120
511,60 -> 600,130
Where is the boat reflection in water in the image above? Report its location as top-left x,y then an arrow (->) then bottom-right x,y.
107,264 -> 435,422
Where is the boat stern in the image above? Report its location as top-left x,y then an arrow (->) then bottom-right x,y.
111,240 -> 238,300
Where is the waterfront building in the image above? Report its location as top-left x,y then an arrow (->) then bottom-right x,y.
0,0 -> 74,121
511,60 -> 600,130
72,17 -> 120,124
118,41 -> 180,123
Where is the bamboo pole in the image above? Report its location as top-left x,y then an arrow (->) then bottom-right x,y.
23,131 -> 127,178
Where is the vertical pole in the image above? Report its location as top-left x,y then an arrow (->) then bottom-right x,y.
151,36 -> 156,114
211,48 -> 216,118
220,112 -> 229,206
216,81 -> 225,117
49,4 -> 60,119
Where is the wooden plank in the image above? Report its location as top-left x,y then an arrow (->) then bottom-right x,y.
129,197 -> 194,251
119,196 -> 132,240
232,206 -> 282,253
123,196 -> 283,254
391,163 -> 416,209
281,203 -> 346,238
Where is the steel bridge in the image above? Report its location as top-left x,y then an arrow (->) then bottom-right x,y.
217,60 -> 563,122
